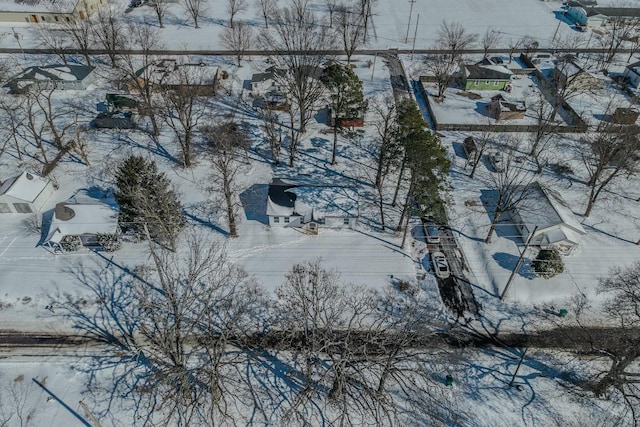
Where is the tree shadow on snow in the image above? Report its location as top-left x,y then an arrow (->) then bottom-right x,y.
493,252 -> 536,279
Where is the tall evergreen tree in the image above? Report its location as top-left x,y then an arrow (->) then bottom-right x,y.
115,156 -> 185,250
394,99 -> 449,245
322,64 -> 368,165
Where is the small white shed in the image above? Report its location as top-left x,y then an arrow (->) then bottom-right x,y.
0,171 -> 55,214
511,184 -> 586,254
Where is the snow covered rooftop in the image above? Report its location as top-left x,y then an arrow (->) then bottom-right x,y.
0,0 -> 77,13
287,186 -> 359,219
0,171 -> 51,203
44,197 -> 119,244
8,64 -> 94,83
516,183 -> 586,236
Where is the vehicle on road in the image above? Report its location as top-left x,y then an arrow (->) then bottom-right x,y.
489,151 -> 504,172
424,223 -> 440,244
431,251 -> 450,279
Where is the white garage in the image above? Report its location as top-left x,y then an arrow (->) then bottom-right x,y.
0,171 -> 56,214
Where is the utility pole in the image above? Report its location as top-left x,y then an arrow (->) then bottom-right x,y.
404,0 -> 416,43
411,14 -> 420,60
500,225 -> 538,301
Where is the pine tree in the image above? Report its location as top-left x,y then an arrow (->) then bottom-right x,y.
322,64 -> 368,165
532,248 -> 564,279
115,156 -> 185,250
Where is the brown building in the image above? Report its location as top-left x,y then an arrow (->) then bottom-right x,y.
487,94 -> 526,121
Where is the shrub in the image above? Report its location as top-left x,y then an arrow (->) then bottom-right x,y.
97,233 -> 121,252
60,235 -> 82,252
532,248 -> 564,279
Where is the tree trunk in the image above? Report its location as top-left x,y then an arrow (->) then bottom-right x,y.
391,156 -> 406,207
331,124 -> 338,165
485,208 -> 502,243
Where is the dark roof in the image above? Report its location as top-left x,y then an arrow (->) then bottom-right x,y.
251,68 -> 286,83
465,64 -> 512,81
9,64 -> 94,83
569,3 -> 640,18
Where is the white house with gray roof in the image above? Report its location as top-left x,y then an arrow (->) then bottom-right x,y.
510,183 -> 586,254
4,64 -> 96,94
0,171 -> 55,213
266,178 -> 358,233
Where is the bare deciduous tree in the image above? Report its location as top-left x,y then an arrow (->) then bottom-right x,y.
257,0 -> 277,28
227,0 -> 247,29
481,27 -> 501,59
220,22 -> 253,66
485,140 -> 537,243
259,1 -> 334,166
58,12 -> 93,66
151,0 -> 170,28
528,91 -> 561,174
0,375 -> 36,427
118,22 -> 164,138
591,262 -> 640,426
91,4 -> 125,68
203,120 -> 250,237
158,62 -> 208,168
580,121 -> 640,217
334,2 -> 367,64
423,53 -> 457,101
436,20 -> 477,66
183,0 -> 207,28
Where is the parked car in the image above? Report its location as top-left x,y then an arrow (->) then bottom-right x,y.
424,223 -> 440,244
431,251 -> 450,279
489,152 -> 505,172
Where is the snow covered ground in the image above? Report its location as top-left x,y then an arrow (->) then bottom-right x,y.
0,0 -> 638,425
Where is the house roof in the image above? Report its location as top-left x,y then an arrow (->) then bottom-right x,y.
0,171 -> 51,203
287,186 -> 359,219
0,0 -> 77,13
136,59 -> 220,86
10,64 -> 94,83
514,183 -> 586,240
251,68 -> 286,83
266,179 -> 359,219
44,197 -> 119,244
465,64 -> 512,81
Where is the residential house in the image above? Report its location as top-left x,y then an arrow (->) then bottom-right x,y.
128,59 -> 221,95
0,171 -> 55,213
266,178 -> 358,233
510,183 -> 586,254
463,62 -> 512,91
4,64 -> 96,94
249,67 -> 287,94
487,94 -> 526,120
0,0 -> 105,23
624,61 -> 640,89
566,1 -> 640,27
43,196 -> 119,252
551,56 -> 602,92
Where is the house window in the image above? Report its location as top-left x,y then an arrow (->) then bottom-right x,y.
66,17 -> 70,22
284,217 -> 290,223
25,17 -> 29,22
494,81 -> 499,86
273,217 -> 279,223
0,203 -> 11,213
55,16 -> 59,21
485,81 -> 490,85
474,81 -> 479,86
13,203 -> 32,213
343,218 -> 350,225
41,16 -> 46,21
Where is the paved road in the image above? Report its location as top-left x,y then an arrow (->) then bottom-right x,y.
0,48 -> 636,55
